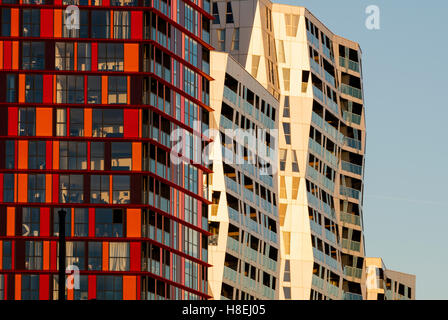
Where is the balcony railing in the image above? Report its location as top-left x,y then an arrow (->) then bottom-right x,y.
223,86 -> 238,105
340,186 -> 361,200
340,83 -> 362,100
343,136 -> 362,150
313,85 -> 324,102
343,111 -> 362,125
310,58 -> 321,75
340,211 -> 361,226
341,160 -> 363,175
341,238 -> 361,252
339,57 -> 360,73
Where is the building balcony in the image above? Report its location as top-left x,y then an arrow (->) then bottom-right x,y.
340,83 -> 362,100
341,160 -> 363,176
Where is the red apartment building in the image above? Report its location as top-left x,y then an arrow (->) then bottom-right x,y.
0,0 -> 212,300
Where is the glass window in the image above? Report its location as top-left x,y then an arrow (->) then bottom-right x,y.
5,140 -> 15,169
109,242 -> 129,271
28,174 -> 45,203
87,76 -> 101,104
231,28 -> 239,50
112,175 -> 130,204
55,42 -> 74,71
90,141 -> 104,170
25,74 -> 43,103
113,11 -> 130,39
96,276 -> 122,300
283,122 -> 291,145
22,41 -> 45,70
92,109 -> 124,137
225,1 -> 234,24
70,108 -> 84,136
111,142 -> 131,171
74,208 -> 88,237
212,2 -> 220,24
59,141 -> 87,170
91,175 -> 109,204
1,9 -> 11,37
66,241 -> 85,270
25,241 -> 43,270
53,208 -> 72,237
2,241 -> 12,270
22,207 -> 40,236
19,107 -> 36,136
21,275 -> 40,300
28,140 -> 46,169
63,10 -> 88,38
108,76 -> 127,104
56,75 -> 85,104
77,42 -> 91,71
217,29 -> 225,51
98,43 -> 124,71
88,242 -> 102,270
22,9 -> 40,37
91,10 -> 110,39
6,74 -> 16,103
3,174 -> 14,202
56,109 -> 67,136
95,208 -> 123,237
60,174 -> 84,203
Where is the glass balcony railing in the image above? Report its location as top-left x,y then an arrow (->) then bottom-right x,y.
220,116 -> 233,129
312,275 -> 324,289
223,86 -> 238,105
311,111 -> 324,129
344,266 -> 362,279
327,283 -> 340,298
309,58 -> 321,75
340,186 -> 361,200
341,238 -> 361,252
343,136 -> 362,150
343,111 -> 362,125
223,266 -> 238,283
340,83 -> 362,100
324,69 -> 335,87
308,139 -> 323,157
325,229 -> 337,244
340,211 -> 361,226
227,236 -> 240,253
344,292 -> 363,300
341,160 -> 363,175
227,207 -> 240,223
224,176 -> 239,194
325,96 -> 339,114
310,219 -> 322,235
313,85 -> 324,102
339,57 -> 360,73
306,30 -> 320,49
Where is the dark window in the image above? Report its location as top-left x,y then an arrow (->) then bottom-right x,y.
91,10 -> 110,38
25,241 -> 43,270
74,208 -> 89,237
98,43 -> 124,71
90,141 -> 104,170
91,175 -> 109,203
21,275 -> 40,300
6,74 -> 16,103
77,42 -> 91,71
5,140 -> 15,169
59,174 -> 84,203
28,140 -> 46,169
112,175 -> 130,204
70,108 -> 84,136
56,75 -> 85,104
22,41 -> 45,70
212,2 -> 220,24
59,141 -> 87,170
95,208 -> 123,237
2,241 -> 12,270
96,276 -> 122,300
3,174 -> 14,202
28,174 -> 45,203
87,76 -> 101,104
22,9 -> 40,37
88,242 -> 102,270
92,109 -> 124,137
25,74 -> 43,103
108,76 -> 127,104
225,2 -> 234,24
111,142 -> 132,171
1,9 -> 11,37
22,207 -> 40,236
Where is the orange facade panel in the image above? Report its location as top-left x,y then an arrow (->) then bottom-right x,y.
54,9 -> 62,38
53,141 -> 59,170
123,276 -> 137,300
132,142 -> 141,171
101,76 -> 108,104
126,208 -> 141,238
102,242 -> 109,272
36,108 -> 53,136
45,174 -> 52,203
7,207 -> 15,236
84,108 -> 92,137
17,174 -> 27,203
18,74 -> 25,103
17,140 -> 28,169
124,44 -> 139,72
11,9 -> 19,37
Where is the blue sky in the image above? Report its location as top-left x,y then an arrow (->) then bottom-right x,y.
275,0 -> 448,299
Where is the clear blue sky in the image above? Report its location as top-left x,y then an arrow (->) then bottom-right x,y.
275,0 -> 448,299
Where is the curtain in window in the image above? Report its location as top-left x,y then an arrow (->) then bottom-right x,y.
109,242 -> 129,271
